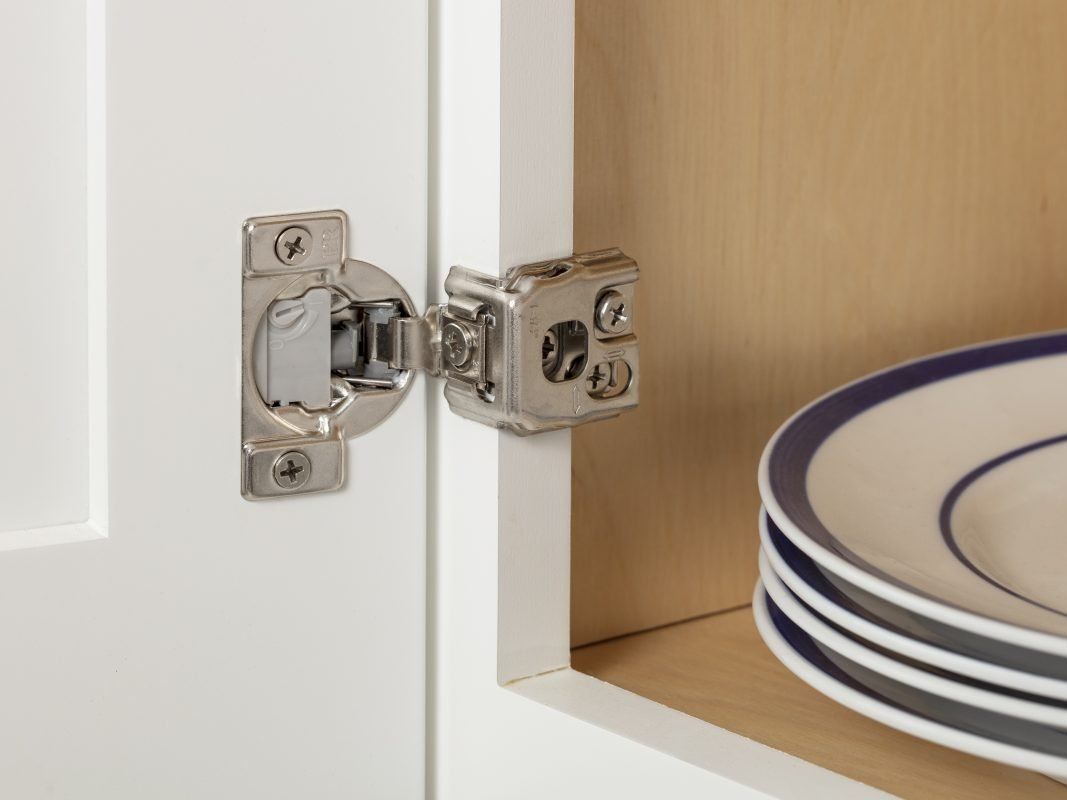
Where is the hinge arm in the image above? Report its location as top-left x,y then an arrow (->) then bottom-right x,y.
388,308 -> 442,375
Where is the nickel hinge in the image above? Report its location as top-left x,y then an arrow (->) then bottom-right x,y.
241,210 -> 639,499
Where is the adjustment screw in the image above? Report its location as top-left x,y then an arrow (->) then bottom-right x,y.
273,451 -> 311,490
586,361 -> 611,394
442,322 -> 474,369
595,290 -> 630,334
275,226 -> 313,266
541,328 -> 559,370
586,359 -> 632,400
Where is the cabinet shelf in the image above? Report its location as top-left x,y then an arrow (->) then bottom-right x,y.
572,606 -> 1066,799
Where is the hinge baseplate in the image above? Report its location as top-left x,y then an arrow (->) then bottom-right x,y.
241,210 -> 639,499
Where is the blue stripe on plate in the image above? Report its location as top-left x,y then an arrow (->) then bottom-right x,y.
939,433 -> 1067,619
767,332 -> 1067,601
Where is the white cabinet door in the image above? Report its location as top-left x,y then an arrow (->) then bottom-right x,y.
0,1 -> 425,797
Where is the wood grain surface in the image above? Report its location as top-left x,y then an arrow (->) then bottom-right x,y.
572,0 -> 1067,645
573,607 -> 1067,799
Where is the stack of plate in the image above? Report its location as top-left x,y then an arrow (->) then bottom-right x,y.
755,331 -> 1067,778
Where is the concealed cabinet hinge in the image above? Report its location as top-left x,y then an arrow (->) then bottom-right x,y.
241,210 -> 639,499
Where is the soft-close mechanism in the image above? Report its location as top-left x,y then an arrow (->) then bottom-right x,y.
241,210 -> 639,499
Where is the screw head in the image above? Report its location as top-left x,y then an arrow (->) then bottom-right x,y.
541,328 -> 559,371
273,451 -> 311,490
595,290 -> 630,334
442,322 -> 474,369
275,226 -> 313,266
586,362 -> 610,394
586,359 -> 632,399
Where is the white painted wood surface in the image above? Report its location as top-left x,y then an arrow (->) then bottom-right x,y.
0,1 -> 426,796
0,0 -> 104,550
428,3 -> 887,798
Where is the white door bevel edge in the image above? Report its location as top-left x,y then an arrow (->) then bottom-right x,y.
428,1 -> 885,798
0,0 -> 109,553
86,0 -> 109,541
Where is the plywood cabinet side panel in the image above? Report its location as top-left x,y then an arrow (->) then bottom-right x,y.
572,0 -> 1067,646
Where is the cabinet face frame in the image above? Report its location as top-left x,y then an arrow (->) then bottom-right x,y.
429,3 -> 878,798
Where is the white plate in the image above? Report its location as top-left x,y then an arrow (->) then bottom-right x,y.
753,582 -> 1067,779
759,549 -> 1067,728
759,508 -> 1067,696
759,331 -> 1067,657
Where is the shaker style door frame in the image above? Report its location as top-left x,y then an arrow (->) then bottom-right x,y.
0,0 -> 106,551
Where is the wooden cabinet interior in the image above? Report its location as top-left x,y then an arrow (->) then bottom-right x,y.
572,2 -> 1067,794
573,0 -> 1067,647
572,608 -> 1066,798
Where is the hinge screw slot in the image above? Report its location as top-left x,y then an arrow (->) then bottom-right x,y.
586,359 -> 632,400
541,329 -> 558,366
275,226 -> 312,266
273,450 -> 311,490
595,289 -> 630,334
442,321 -> 475,369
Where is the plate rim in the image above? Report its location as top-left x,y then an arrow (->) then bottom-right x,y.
752,582 -> 1067,778
759,548 -> 1067,727
759,508 -> 1067,700
758,329 -> 1067,656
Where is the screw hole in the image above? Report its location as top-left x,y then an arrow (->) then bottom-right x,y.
542,321 -> 588,383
